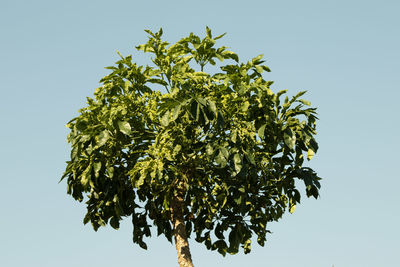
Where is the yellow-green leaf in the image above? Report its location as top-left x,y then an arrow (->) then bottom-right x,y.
118,121 -> 131,135
289,204 -> 296,214
307,148 -> 315,160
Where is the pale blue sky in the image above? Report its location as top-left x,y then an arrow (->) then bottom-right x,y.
1,1 -> 399,267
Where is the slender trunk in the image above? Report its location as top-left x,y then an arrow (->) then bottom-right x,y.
171,189 -> 194,267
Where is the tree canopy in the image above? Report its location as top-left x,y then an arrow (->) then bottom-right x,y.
61,27 -> 321,261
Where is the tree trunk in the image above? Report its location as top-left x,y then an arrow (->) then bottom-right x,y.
171,188 -> 194,267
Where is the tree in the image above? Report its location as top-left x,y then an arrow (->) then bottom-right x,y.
61,27 -> 321,267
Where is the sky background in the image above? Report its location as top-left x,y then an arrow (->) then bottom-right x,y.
1,0 -> 399,266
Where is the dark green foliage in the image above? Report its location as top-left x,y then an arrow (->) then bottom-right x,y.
61,27 -> 321,256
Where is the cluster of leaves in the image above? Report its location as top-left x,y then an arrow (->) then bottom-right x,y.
61,27 -> 321,256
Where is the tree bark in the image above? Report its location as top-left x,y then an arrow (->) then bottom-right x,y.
171,188 -> 194,267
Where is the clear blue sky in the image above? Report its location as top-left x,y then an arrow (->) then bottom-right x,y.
1,0 -> 399,266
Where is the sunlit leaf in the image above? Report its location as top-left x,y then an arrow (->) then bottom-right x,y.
118,121 -> 131,135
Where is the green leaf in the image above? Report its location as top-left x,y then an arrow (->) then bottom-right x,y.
309,138 -> 319,152
213,240 -> 228,256
258,124 -> 266,139
208,99 -> 217,114
216,153 -> 227,167
173,144 -> 182,156
223,51 -> 239,62
171,104 -> 181,121
294,91 -> 307,99
228,228 -> 240,254
307,148 -> 315,160
96,130 -> 110,147
206,143 -> 214,156
93,162 -> 101,178
233,153 -> 242,173
220,147 -> 229,159
252,54 -> 264,64
289,204 -> 296,214
214,32 -> 226,40
110,217 -> 120,229
230,131 -> 237,143
123,81 -> 130,93
148,78 -> 168,86
284,129 -> 296,149
197,97 -> 207,106
135,173 -> 146,188
107,166 -> 114,178
217,192 -> 227,208
81,164 -> 92,187
190,100 -> 198,119
139,241 -> 148,250
206,26 -> 212,38
233,194 -> 242,205
83,214 -> 90,225
216,148 -> 229,167
255,65 -> 264,74
262,65 -> 271,72
245,150 -> 255,165
118,121 -> 131,135
217,111 -> 225,128
243,239 -> 251,254
299,99 -> 311,106
241,101 -> 250,112
277,89 -> 288,99
161,111 -> 170,127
